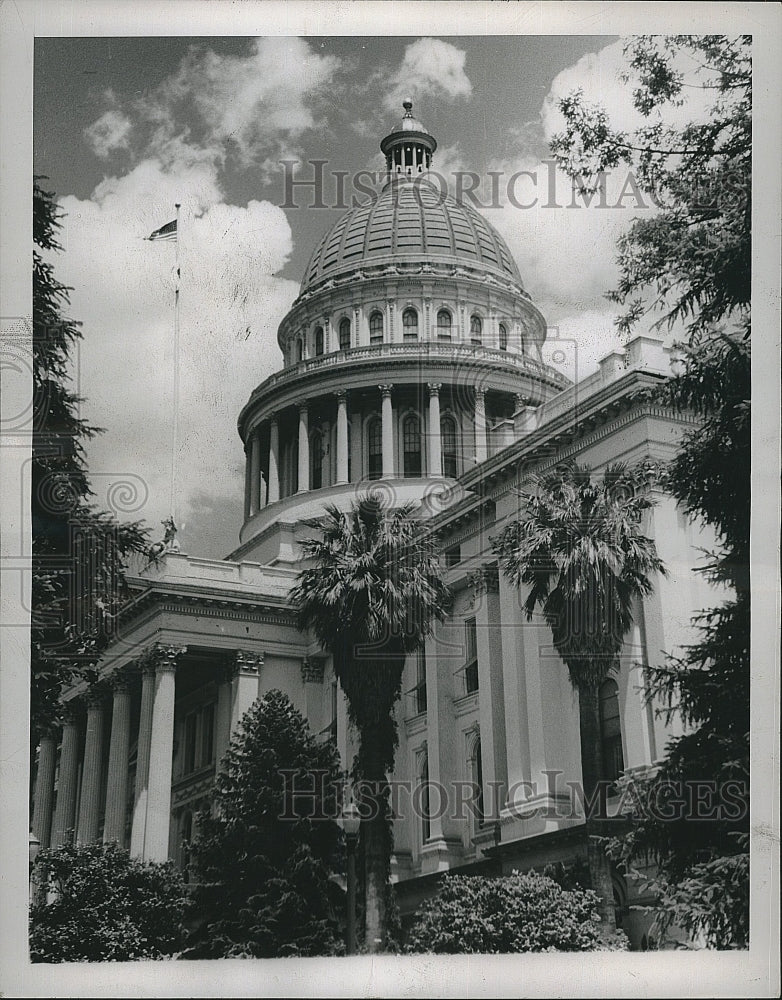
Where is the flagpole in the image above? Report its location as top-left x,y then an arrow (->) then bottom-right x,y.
171,202 -> 180,526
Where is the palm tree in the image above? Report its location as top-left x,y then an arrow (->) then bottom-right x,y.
290,496 -> 450,952
491,461 -> 665,933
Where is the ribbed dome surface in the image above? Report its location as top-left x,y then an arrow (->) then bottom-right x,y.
301,178 -> 523,291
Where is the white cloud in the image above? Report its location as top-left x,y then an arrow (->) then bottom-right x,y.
84,109 -> 132,159
53,158 -> 298,559
384,39 -> 472,112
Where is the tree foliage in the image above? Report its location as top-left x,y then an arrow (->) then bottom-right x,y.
550,36 -> 751,947
29,842 -> 189,962
32,179 -> 148,747
406,871 -> 627,954
291,497 -> 450,952
183,689 -> 343,959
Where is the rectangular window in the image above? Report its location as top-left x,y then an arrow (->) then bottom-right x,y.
445,544 -> 461,568
464,617 -> 479,693
182,703 -> 216,775
414,648 -> 427,715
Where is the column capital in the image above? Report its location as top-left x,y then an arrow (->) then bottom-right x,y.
378,383 -> 394,398
301,656 -> 325,684
108,670 -> 132,694
427,382 -> 442,397
269,411 -> 279,426
226,649 -> 265,679
514,393 -> 531,409
474,387 -> 487,402
59,702 -> 81,726
139,642 -> 187,675
299,401 -> 309,414
85,686 -> 107,710
335,389 -> 348,403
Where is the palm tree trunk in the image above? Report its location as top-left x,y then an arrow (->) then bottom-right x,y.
357,736 -> 390,953
578,683 -> 617,936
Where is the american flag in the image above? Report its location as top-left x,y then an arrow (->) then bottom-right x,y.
146,218 -> 177,242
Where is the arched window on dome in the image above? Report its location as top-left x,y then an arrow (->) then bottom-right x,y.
403,308 -> 418,341
441,415 -> 458,478
314,326 -> 324,356
436,309 -> 452,341
339,318 -> 351,351
599,678 -> 625,786
296,338 -> 304,362
310,429 -> 323,490
403,414 -> 422,477
367,418 -> 382,480
369,311 -> 383,346
470,314 -> 482,345
498,323 -> 508,351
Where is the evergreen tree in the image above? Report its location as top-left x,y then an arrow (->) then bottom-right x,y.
549,36 -> 751,946
32,178 -> 148,749
183,689 -> 344,958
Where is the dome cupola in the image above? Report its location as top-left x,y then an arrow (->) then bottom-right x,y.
380,98 -> 437,177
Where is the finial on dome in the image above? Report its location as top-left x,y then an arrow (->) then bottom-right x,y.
403,98 -> 413,116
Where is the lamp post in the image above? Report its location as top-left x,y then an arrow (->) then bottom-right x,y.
29,831 -> 41,906
340,801 -> 361,956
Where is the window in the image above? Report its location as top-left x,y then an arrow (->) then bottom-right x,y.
180,810 -> 193,879
403,414 -> 422,477
473,738 -> 484,825
498,323 -> 508,351
330,681 -> 338,740
296,338 -> 304,362
314,326 -> 324,356
441,415 -> 458,478
436,309 -> 452,341
402,308 -> 418,341
339,318 -> 351,351
464,617 -> 478,693
367,418 -> 382,480
444,543 -> 461,568
413,647 -> 427,715
181,703 -> 216,776
470,315 -> 482,345
311,430 -> 323,490
599,678 -> 625,784
419,754 -> 431,844
369,311 -> 383,345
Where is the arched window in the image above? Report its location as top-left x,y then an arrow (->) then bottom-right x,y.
599,678 -> 625,784
367,418 -> 382,480
403,414 -> 422,477
470,314 -> 482,345
419,753 -> 430,845
402,308 -> 418,341
339,317 -> 351,351
369,311 -> 383,345
498,323 -> 508,351
441,415 -> 458,478
436,309 -> 452,341
310,430 -> 323,490
296,338 -> 304,362
473,738 -> 484,826
314,326 -> 324,356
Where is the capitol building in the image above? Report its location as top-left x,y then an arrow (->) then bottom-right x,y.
31,101 -> 713,948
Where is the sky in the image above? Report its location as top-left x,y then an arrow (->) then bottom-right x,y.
33,32 -> 706,559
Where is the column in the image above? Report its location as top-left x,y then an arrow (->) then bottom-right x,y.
267,415 -> 280,504
230,650 -> 264,734
76,690 -> 106,844
301,658 -> 325,735
144,645 -> 186,861
473,565 -> 508,819
427,383 -> 442,477
130,662 -> 155,857
32,731 -> 58,848
103,674 -> 132,845
51,709 -> 80,846
214,666 -> 234,771
336,391 -> 349,485
474,388 -> 487,463
379,384 -> 395,478
243,444 -> 251,520
249,429 -> 261,515
297,403 -> 309,493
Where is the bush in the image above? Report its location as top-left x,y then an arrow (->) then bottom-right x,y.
406,870 -> 628,953
182,689 -> 344,958
29,841 -> 189,962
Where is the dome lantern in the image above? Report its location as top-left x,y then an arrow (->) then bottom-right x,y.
380,98 -> 437,177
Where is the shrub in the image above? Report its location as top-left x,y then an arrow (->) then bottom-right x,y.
405,870 -> 628,953
29,841 -> 189,962
182,689 -> 344,958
